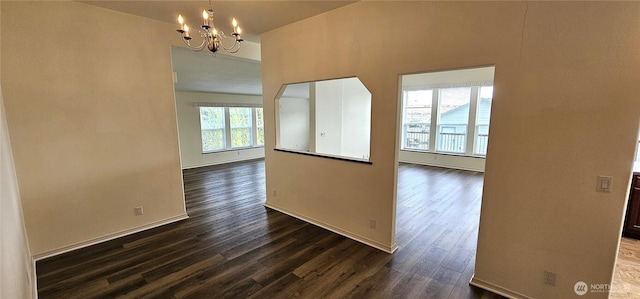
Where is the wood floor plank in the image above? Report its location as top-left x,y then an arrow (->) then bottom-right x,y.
36,160 -> 516,298
341,266 -> 405,298
386,223 -> 448,274
292,238 -> 362,278
246,273 -> 300,299
251,233 -> 343,286
172,258 -> 267,299
390,273 -> 432,298
119,254 -> 226,298
105,238 -> 202,285
611,237 -> 640,298
317,249 -> 395,298
419,264 -> 462,298
408,244 -> 450,279
217,277 -> 263,298
276,243 -> 390,298
219,217 -> 309,260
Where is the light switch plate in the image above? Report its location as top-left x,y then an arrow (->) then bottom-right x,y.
596,175 -> 612,193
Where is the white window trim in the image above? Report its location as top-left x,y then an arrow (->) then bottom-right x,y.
466,87 -> 479,155
430,89 -> 439,151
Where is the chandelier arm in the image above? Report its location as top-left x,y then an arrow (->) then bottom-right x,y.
222,45 -> 241,53
181,35 -> 207,51
218,37 -> 242,53
222,46 -> 241,53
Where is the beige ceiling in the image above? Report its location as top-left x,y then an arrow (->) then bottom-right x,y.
80,0 -> 357,43
171,45 -> 263,94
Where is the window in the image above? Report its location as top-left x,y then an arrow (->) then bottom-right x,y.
200,107 -> 226,152
198,106 -> 263,153
256,108 -> 264,146
229,107 -> 253,148
400,66 -> 495,157
437,87 -> 471,153
403,90 -> 432,150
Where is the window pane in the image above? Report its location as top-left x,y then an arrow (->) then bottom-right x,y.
200,107 -> 226,152
437,87 -> 471,153
475,86 -> 493,155
402,90 -> 432,150
230,107 -> 253,148
256,108 -> 264,146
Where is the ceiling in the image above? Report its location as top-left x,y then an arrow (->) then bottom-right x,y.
80,0 -> 357,43
171,46 -> 263,95
80,0 -> 357,95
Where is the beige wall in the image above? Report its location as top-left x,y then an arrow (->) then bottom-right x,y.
2,1 -> 187,257
0,1 -> 36,297
175,91 -> 265,169
262,1 -> 640,298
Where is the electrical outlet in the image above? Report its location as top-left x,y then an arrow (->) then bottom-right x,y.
369,219 -> 376,229
273,189 -> 277,197
544,271 -> 556,286
135,206 -> 144,216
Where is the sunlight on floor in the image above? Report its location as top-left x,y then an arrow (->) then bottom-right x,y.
611,238 -> 640,299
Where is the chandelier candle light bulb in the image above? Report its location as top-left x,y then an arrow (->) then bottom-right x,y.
202,10 -> 209,27
175,1 -> 243,54
183,24 -> 190,38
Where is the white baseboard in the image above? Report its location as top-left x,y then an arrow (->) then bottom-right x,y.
401,158 -> 484,172
182,156 -> 265,170
264,202 -> 398,254
470,275 -> 531,299
33,214 -> 189,261
399,150 -> 485,172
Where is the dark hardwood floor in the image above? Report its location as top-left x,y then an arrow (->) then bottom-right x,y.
36,159 -> 502,298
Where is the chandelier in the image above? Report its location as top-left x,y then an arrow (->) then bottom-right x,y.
176,1 -> 243,54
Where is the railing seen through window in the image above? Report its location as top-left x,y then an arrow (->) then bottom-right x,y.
400,66 -> 495,157
404,124 -> 490,155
